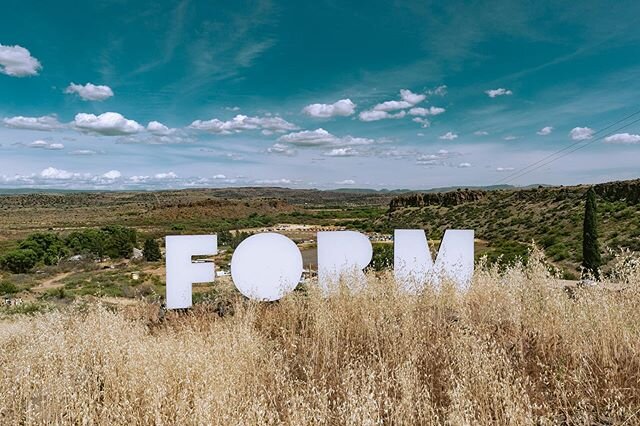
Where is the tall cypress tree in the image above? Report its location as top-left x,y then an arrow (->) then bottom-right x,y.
582,187 -> 601,278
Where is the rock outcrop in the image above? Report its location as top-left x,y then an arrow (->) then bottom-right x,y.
389,189 -> 486,211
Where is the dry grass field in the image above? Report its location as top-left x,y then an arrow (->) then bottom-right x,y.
1,250 -> 639,425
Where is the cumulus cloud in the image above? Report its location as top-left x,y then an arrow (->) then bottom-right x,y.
102,170 -> 121,179
359,89 -> 427,121
412,117 -> 431,128
416,149 -> 462,166
323,147 -> 359,157
73,112 -> 144,136
0,44 -> 41,77
604,133 -> 640,144
27,140 -> 64,150
40,167 -> 89,180
569,127 -> 594,141
485,88 -> 513,98
146,120 -> 175,135
154,172 -> 178,179
458,162 -> 472,168
537,126 -> 553,136
429,85 -> 448,96
409,106 -> 446,116
65,82 -> 114,101
474,130 -> 489,136
278,128 -> 374,147
3,115 -> 62,131
189,114 -> 298,134
503,135 -> 518,141
267,143 -> 297,156
400,89 -> 426,105
439,131 -> 458,140
335,179 -> 355,185
373,100 -> 413,112
302,99 -> 356,118
359,110 -> 406,122
496,167 -> 515,172
70,149 -> 98,156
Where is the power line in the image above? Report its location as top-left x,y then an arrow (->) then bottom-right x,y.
498,114 -> 640,185
495,108 -> 640,184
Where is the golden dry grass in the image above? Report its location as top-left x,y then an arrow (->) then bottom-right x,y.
1,252 -> 639,425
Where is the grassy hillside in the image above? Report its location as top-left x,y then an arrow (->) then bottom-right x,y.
381,180 -> 640,276
1,258 -> 639,424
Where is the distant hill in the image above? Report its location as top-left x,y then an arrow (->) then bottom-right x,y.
383,179 -> 640,275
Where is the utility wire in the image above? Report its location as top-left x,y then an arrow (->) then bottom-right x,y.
498,114 -> 640,185
495,108 -> 640,184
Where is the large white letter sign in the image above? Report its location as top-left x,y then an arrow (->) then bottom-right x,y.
165,235 -> 217,309
231,233 -> 303,301
317,231 -> 373,292
394,229 -> 474,292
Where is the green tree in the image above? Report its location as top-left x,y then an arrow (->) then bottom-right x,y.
102,226 -> 137,259
18,232 -> 68,265
1,249 -> 38,274
582,187 -> 601,278
143,238 -> 162,261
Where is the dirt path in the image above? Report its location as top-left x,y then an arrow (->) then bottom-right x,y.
31,271 -> 73,292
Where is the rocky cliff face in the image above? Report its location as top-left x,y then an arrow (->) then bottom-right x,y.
389,189 -> 486,211
594,179 -> 640,204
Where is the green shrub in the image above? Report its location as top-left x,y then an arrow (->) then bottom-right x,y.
1,249 -> 38,274
0,281 -> 18,294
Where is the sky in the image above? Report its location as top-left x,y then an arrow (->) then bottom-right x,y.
1,0 -> 640,190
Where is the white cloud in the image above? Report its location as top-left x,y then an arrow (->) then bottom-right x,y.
302,99 -> 356,118
213,174 -> 227,179
64,82 -> 114,101
439,131 -> 458,140
323,147 -> 359,157
27,140 -> 64,150
412,117 -> 431,128
359,89 -> 425,121
335,179 -> 355,185
73,112 -> 144,136
399,89 -> 426,105
373,100 -> 413,112
604,133 -> 640,144
267,143 -> 297,156
569,127 -> 594,141
40,167 -> 88,180
416,149 -> 462,166
359,110 -> 406,122
3,115 -> 62,131
255,178 -> 291,185
496,167 -> 515,172
429,85 -> 448,96
0,44 -> 41,77
154,172 -> 178,179
474,130 -> 489,136
70,150 -> 98,156
189,114 -> 298,134
102,170 -> 121,179
147,120 -> 175,135
485,88 -> 513,98
278,128 -> 374,147
537,126 -> 553,136
458,162 -> 472,168
503,135 -> 518,141
409,106 -> 446,116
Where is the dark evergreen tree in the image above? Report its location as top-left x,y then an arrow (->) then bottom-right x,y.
582,187 -> 601,278
143,238 -> 162,262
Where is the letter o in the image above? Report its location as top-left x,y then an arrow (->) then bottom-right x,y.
230,233 -> 303,301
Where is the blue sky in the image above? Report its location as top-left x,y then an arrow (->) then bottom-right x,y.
1,0 -> 639,190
